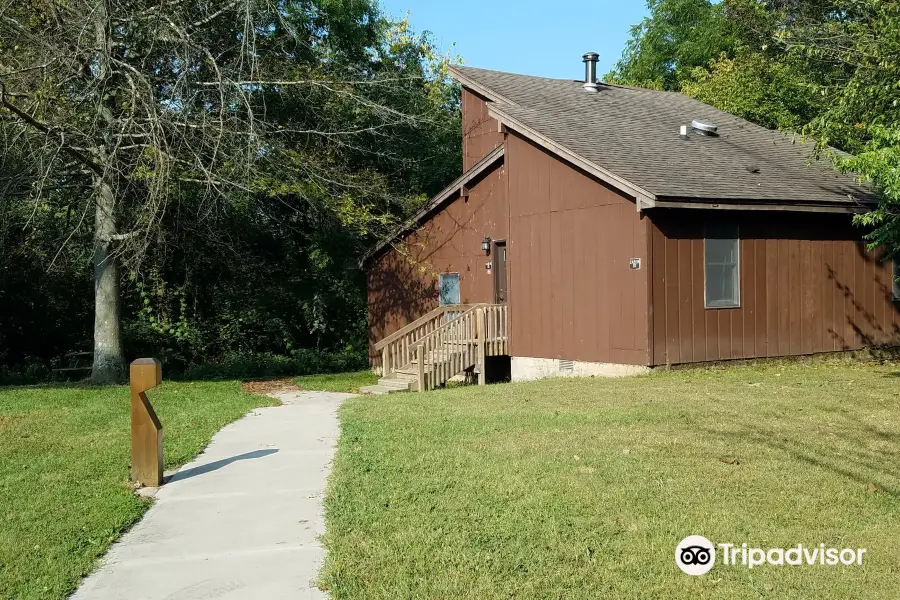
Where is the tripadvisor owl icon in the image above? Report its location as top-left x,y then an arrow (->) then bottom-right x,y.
676,535 -> 716,576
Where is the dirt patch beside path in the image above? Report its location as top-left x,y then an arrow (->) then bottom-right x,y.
241,378 -> 302,396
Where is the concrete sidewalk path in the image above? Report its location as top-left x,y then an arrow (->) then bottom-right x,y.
73,390 -> 355,600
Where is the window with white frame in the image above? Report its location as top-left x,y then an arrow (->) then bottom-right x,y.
438,273 -> 460,306
705,224 -> 740,308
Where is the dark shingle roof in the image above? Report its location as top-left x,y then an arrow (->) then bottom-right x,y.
452,66 -> 874,208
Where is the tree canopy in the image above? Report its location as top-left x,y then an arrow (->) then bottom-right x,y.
608,0 -> 900,255
0,0 -> 461,382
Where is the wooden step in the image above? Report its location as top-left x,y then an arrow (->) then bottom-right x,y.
359,385 -> 393,395
361,376 -> 419,395
360,384 -> 414,395
407,355 -> 466,368
392,370 -> 419,381
378,378 -> 412,390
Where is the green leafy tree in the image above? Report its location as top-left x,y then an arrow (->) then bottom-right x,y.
607,0 -> 735,90
680,51 -> 821,131
772,1 -> 900,252
0,1 -> 460,382
612,0 -> 900,258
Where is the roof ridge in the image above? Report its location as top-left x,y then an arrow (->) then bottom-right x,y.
454,64 -> 576,84
448,63 -> 874,208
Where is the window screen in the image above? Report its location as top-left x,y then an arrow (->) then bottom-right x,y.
705,225 -> 740,308
439,273 -> 460,306
893,261 -> 900,301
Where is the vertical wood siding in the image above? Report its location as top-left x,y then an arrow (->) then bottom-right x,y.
462,89 -> 504,171
506,133 -> 650,365
650,210 -> 900,365
367,161 -> 508,362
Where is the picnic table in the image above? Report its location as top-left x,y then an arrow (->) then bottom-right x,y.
53,351 -> 93,377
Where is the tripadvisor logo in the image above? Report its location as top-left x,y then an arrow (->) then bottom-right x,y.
676,536 -> 867,576
676,535 -> 716,575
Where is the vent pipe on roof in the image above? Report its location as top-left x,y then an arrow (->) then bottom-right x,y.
691,120 -> 718,136
583,52 -> 600,93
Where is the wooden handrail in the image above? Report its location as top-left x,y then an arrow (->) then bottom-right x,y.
377,302 -> 507,383
476,307 -> 486,386
402,304 -> 507,391
413,304 -> 482,392
374,304 -> 480,351
411,304 -> 483,350
483,304 -> 508,357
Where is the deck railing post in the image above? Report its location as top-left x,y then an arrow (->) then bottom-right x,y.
476,307 -> 486,386
416,344 -> 426,392
130,358 -> 163,487
382,348 -> 389,377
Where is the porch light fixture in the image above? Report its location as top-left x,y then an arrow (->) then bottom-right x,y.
482,236 -> 492,253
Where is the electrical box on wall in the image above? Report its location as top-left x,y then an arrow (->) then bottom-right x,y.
629,258 -> 641,270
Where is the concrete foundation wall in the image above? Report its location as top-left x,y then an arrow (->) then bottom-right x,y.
511,356 -> 650,382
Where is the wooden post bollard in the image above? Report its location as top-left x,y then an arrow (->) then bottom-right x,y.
130,358 -> 163,487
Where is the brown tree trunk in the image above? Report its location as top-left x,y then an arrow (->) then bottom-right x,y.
91,178 -> 125,384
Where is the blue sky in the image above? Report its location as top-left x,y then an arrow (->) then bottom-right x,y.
378,0 -> 650,79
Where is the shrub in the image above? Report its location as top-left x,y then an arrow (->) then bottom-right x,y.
0,361 -> 55,387
178,348 -> 368,381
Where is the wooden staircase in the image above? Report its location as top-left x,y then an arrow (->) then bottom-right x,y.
362,304 -> 508,395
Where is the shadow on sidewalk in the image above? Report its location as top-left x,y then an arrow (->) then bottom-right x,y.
166,449 -> 279,483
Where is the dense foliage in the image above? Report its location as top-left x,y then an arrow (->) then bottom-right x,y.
4,1 -> 898,383
609,0 -> 900,252
0,2 -> 461,383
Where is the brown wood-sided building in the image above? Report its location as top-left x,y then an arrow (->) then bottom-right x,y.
363,54 -> 898,381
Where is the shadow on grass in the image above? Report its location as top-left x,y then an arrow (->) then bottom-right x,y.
699,414 -> 900,498
165,448 -> 279,483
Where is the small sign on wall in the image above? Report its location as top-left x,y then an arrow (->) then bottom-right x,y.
629,258 -> 642,270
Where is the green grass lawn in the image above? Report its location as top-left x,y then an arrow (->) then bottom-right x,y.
296,370 -> 378,394
320,361 -> 900,599
0,381 -> 276,600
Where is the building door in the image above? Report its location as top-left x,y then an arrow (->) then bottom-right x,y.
493,241 -> 508,303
